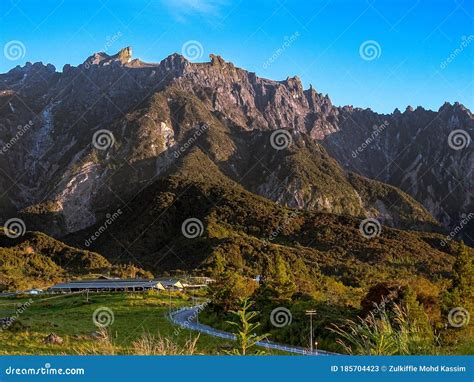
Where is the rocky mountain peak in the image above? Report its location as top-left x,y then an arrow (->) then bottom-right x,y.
8,61 -> 56,74
115,46 -> 132,63
159,53 -> 189,72
0,49 -> 472,243
439,101 -> 472,116
81,46 -> 133,69
209,54 -> 226,66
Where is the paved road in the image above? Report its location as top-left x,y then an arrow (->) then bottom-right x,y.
169,305 -> 337,356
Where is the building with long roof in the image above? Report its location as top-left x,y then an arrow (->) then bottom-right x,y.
48,279 -> 165,293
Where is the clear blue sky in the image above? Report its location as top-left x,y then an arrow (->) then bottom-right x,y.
1,0 -> 472,113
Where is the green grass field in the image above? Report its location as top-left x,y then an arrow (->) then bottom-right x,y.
0,291 -> 232,355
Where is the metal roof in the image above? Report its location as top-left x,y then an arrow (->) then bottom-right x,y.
50,280 -> 164,289
154,279 -> 184,287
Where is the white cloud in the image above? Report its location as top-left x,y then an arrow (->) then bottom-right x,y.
162,0 -> 227,22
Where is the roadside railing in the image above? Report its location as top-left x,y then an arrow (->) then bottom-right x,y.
168,305 -> 338,356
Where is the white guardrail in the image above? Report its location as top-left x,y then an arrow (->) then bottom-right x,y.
168,306 -> 338,356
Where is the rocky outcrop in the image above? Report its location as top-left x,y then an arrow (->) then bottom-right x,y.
0,48 -> 471,241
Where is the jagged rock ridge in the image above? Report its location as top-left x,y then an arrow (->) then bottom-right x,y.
0,48 -> 471,242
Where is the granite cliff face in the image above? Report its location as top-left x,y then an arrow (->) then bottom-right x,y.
0,48 -> 471,242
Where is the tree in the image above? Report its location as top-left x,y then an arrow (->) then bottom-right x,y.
451,242 -> 474,307
265,255 -> 296,300
225,298 -> 269,355
400,287 -> 434,350
209,271 -> 257,311
212,251 -> 226,278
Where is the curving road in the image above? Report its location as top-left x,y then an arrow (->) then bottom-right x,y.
169,305 -> 337,355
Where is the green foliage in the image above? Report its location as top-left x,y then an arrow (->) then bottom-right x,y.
451,242 -> 474,308
0,292 -> 229,355
0,230 -> 151,291
83,148 -> 463,291
212,251 -> 226,278
225,298 -> 269,355
400,287 -> 435,348
209,271 -> 257,312
330,302 -> 435,355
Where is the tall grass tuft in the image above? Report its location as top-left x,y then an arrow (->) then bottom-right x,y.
131,332 -> 199,355
74,328 -> 118,355
74,329 -> 200,355
329,302 -> 434,355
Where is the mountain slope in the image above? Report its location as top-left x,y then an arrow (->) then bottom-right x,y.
69,148 -> 461,291
0,229 -> 151,291
0,48 -> 471,243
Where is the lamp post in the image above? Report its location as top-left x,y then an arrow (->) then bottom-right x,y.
168,288 -> 171,313
305,310 -> 316,353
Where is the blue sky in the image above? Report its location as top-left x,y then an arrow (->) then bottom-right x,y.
1,0 -> 472,113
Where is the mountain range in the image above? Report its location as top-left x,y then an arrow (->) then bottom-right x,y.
0,47 -> 472,284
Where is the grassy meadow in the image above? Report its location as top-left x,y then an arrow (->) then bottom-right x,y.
0,291 -> 231,355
